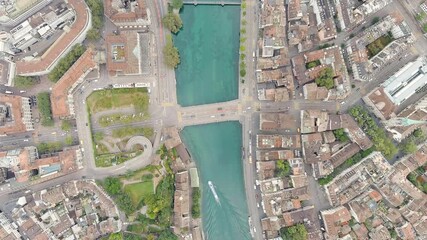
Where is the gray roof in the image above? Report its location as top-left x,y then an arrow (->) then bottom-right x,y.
382,57 -> 427,105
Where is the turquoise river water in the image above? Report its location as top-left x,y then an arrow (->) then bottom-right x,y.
174,5 -> 240,107
175,4 -> 249,240
181,122 -> 251,240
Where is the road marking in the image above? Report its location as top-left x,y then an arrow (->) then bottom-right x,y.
177,111 -> 182,123
161,102 -> 174,107
114,166 -> 126,171
293,101 -> 300,109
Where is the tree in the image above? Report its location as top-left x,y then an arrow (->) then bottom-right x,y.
192,188 -> 201,218
14,76 -> 38,88
86,28 -> 101,41
108,233 -> 123,240
423,182 -> 427,193
61,120 -> 72,131
413,128 -> 424,138
401,140 -> 417,154
158,229 -> 178,240
171,0 -> 183,10
103,177 -> 122,195
371,16 -> 380,25
162,13 -> 183,33
275,160 -> 291,177
48,44 -> 86,82
315,67 -> 335,89
163,35 -> 180,68
333,128 -> 349,142
307,61 -> 318,69
65,136 -> 73,146
85,0 -> 103,41
37,92 -> 54,126
280,224 -> 308,240
240,68 -> 246,77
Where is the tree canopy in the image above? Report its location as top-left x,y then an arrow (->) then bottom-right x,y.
315,67 -> 335,89
275,160 -> 291,177
401,140 -> 417,155
333,128 -> 349,142
37,92 -> 54,126
163,35 -> 180,68
349,105 -> 398,159
162,13 -> 183,34
14,76 -> 38,88
48,44 -> 86,82
61,120 -> 72,131
280,224 -> 308,240
158,229 -> 178,240
191,188 -> 201,218
171,0 -> 183,10
103,177 -> 122,195
85,0 -> 104,41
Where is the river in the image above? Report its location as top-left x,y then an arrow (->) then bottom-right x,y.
181,122 -> 251,240
174,5 -> 240,107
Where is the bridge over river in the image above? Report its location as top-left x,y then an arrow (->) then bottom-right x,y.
183,0 -> 240,5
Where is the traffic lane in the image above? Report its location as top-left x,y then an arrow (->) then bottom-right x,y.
242,114 -> 262,239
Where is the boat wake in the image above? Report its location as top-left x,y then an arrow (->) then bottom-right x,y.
208,181 -> 221,206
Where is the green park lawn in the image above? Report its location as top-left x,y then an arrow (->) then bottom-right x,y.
366,34 -> 394,58
124,179 -> 154,207
86,88 -> 149,114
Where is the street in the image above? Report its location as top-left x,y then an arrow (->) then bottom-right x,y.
2,0 -> 427,239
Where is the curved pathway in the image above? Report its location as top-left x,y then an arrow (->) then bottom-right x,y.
89,135 -> 153,177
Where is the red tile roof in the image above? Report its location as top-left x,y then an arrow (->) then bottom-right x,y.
0,94 -> 27,135
15,0 -> 90,75
51,48 -> 96,118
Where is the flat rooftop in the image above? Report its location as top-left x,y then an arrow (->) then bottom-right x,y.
105,0 -> 147,23
106,31 -> 143,76
383,57 -> 427,105
15,0 -> 89,75
0,94 -> 31,135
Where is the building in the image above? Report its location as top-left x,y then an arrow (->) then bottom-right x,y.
422,1 -> 427,14
256,150 -> 295,161
0,211 -> 21,239
8,180 -> 121,239
364,57 -> 427,120
0,94 -> 33,135
347,14 -> 414,82
106,31 -> 151,76
259,113 -> 297,131
256,134 -> 301,149
104,0 -> 150,28
173,171 -> 190,232
382,57 -> 427,106
51,48 -> 97,118
385,106 -> 427,142
300,110 -> 346,133
321,206 -> 352,238
0,146 -> 82,183
0,59 -> 14,86
292,46 -> 351,100
15,0 -> 91,76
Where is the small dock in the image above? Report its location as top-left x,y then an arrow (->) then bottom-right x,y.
183,0 -> 241,5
